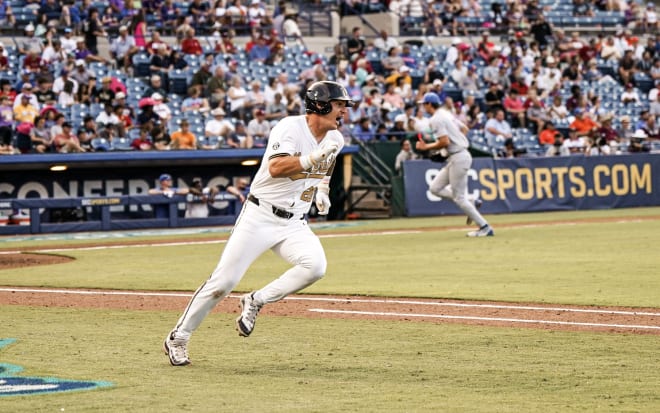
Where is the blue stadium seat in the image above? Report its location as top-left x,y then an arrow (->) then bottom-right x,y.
168,70 -> 190,95
132,53 -> 151,77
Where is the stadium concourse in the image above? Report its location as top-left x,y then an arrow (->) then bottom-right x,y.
0,0 -> 658,158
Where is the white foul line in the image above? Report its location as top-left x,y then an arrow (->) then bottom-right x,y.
308,309 -> 660,331
1,288 -> 659,318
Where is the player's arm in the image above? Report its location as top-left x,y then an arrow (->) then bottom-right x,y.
268,143 -> 339,178
416,134 -> 450,151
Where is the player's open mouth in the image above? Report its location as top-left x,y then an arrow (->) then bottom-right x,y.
335,116 -> 342,127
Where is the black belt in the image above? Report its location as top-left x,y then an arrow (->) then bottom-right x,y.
248,194 -> 297,220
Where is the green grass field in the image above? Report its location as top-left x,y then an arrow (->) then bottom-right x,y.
1,207 -> 659,412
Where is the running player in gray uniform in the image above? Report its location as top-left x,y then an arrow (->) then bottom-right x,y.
415,92 -> 494,237
164,81 -> 353,366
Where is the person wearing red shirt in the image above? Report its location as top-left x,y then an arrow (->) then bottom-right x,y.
503,89 -> 526,128
180,28 -> 203,55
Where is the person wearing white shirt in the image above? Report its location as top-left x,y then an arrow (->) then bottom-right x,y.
13,83 -> 40,111
373,30 -> 399,52
60,28 -> 77,54
205,107 -> 234,140
110,25 -> 139,69
246,108 -> 271,140
52,69 -> 79,96
484,109 -> 513,142
445,38 -> 461,66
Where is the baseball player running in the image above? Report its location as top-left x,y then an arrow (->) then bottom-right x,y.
415,92 -> 494,237
164,81 -> 353,366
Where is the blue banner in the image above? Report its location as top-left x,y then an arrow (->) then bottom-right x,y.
403,155 -> 660,216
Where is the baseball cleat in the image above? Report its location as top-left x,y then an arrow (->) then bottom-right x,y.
163,330 -> 190,366
466,224 -> 494,237
466,198 -> 483,225
236,292 -> 262,337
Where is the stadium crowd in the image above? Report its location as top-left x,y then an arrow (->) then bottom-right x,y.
0,0 -> 658,159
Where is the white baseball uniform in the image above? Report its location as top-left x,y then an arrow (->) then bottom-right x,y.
171,115 -> 344,341
427,108 -> 488,228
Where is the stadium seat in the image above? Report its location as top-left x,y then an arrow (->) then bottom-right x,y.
111,137 -> 133,151
132,53 -> 151,78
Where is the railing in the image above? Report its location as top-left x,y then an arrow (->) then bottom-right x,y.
0,194 -> 240,235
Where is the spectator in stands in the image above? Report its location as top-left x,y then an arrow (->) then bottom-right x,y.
227,121 -> 253,148
538,121 -> 560,146
34,78 -> 56,107
573,0 -> 594,17
0,96 -> 12,147
352,117 -> 375,142
13,84 -> 39,112
150,43 -> 173,86
636,50 -> 655,77
373,29 -> 399,53
180,87 -> 209,114
74,37 -> 107,64
394,139 -> 419,174
111,25 -> 139,71
19,24 -> 43,56
101,6 -> 120,31
160,0 -> 181,33
545,132 -> 569,156
387,113 -> 408,141
618,50 -> 637,86
484,82 -> 505,114
143,74 -> 168,99
503,89 -> 526,128
650,87 -> 660,117
600,36 -> 622,62
59,28 -> 77,55
616,115 -> 634,147
27,115 -> 51,153
96,102 -> 124,137
261,91 -> 285,126
596,112 -> 620,146
131,10 -> 148,49
130,126 -> 154,151
225,74 -> 247,121
529,14 -> 552,49
181,28 -> 203,55
621,83 -> 641,105
152,93 -> 172,124
245,107 -> 270,144
248,35 -> 271,63
346,26 -> 366,60
485,109 -> 513,142
170,119 -> 197,150
85,76 -> 110,106
205,106 -> 234,142
570,108 -> 599,138
563,127 -> 586,154
83,8 -> 106,55
190,59 -> 213,95
526,93 -> 549,134
53,122 -> 86,153
0,0 -> 15,28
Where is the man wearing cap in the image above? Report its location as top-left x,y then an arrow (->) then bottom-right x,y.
152,93 -> 172,123
205,107 -> 234,142
247,108 -> 271,142
53,68 -> 79,97
110,25 -> 139,70
60,28 -> 77,54
569,108 -> 598,138
149,42 -> 173,82
41,39 -> 66,67
89,76 -> 115,106
387,113 -> 408,141
70,59 -> 94,86
148,174 -> 189,218
445,38 -> 462,66
13,83 -> 40,111
19,24 -> 42,55
415,92 -> 493,237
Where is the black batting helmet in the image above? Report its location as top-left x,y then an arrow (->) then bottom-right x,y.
305,81 -> 354,115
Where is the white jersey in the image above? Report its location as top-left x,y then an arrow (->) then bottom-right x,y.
250,115 -> 344,215
429,108 -> 469,154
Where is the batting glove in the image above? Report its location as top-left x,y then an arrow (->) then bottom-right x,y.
315,177 -> 331,215
300,143 -> 339,170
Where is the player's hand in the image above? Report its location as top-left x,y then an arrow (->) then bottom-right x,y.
301,143 -> 339,170
315,191 -> 331,215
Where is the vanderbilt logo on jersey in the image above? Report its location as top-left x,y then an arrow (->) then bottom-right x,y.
272,142 -> 280,150
290,152 -> 333,181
